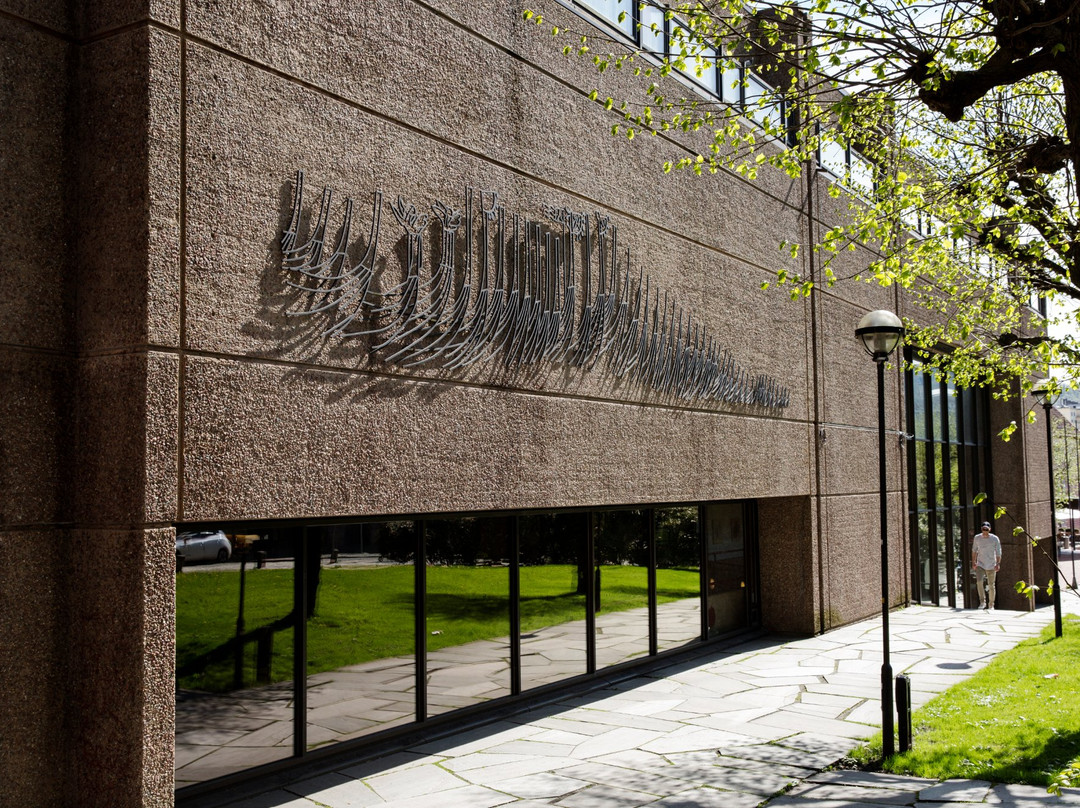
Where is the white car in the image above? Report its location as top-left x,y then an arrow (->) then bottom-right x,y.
176,530 -> 232,563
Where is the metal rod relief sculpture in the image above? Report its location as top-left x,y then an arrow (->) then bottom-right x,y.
281,170 -> 791,410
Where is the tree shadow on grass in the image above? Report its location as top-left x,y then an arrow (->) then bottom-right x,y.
973,730 -> 1080,786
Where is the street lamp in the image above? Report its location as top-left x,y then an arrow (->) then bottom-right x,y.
1032,379 -> 1063,638
1073,423 -> 1079,588
1064,419 -> 1077,590
856,309 -> 905,757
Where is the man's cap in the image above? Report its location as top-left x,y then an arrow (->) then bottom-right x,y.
981,522 -> 991,529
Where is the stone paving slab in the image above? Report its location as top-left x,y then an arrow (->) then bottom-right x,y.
918,778 -> 994,802
784,782 -> 923,803
649,787 -> 763,808
808,770 -> 936,790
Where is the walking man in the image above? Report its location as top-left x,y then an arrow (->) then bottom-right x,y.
972,522 -> 1002,611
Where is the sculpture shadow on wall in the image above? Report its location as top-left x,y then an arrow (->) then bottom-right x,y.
255,172 -> 791,413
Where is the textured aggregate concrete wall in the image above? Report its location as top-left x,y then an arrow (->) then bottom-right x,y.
0,2 -> 178,806
0,5 -> 74,805
175,0 -> 816,526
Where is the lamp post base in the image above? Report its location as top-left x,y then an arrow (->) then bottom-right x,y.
881,662 -> 894,757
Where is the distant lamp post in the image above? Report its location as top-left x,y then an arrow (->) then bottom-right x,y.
856,309 -> 905,757
1073,423 -> 1079,588
1032,380 -> 1064,638
1064,419 -> 1077,591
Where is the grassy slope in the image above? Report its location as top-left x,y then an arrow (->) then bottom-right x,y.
856,615 -> 1080,786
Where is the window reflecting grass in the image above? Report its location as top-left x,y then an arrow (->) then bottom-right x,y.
657,506 -> 703,650
425,517 -> 512,716
520,513 -> 589,689
175,540 -> 295,787
595,510 -> 649,668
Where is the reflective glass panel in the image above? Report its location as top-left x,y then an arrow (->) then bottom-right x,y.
918,513 -> 932,602
704,503 -> 746,636
578,0 -> 634,35
819,137 -> 847,178
424,516 -> 512,717
305,521 -> 416,750
655,506 -> 702,651
912,371 -> 928,439
639,4 -> 665,52
519,512 -> 589,689
673,27 -> 719,96
948,445 -> 959,506
916,442 -> 928,510
848,151 -> 875,197
930,378 -> 944,442
947,380 -> 960,443
594,509 -> 650,668
935,518 -> 948,604
952,511 -> 966,607
931,440 -> 944,511
966,446 -> 980,505
743,72 -> 781,132
175,529 -> 296,787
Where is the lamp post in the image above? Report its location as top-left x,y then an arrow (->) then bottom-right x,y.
1065,420 -> 1077,590
1032,380 -> 1063,639
1067,423 -> 1075,587
856,309 -> 905,757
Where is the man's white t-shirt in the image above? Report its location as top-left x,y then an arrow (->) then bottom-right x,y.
973,532 -> 1002,570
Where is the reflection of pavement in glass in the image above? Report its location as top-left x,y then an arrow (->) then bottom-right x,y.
175,598 -> 703,788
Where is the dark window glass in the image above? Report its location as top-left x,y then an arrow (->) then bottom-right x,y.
594,509 -> 650,668
948,445 -> 959,506
917,512 -> 932,602
963,388 -> 976,444
913,372 -> 928,439
305,521 -> 416,749
175,530 -> 296,787
906,361 -> 989,608
704,503 -> 747,636
931,378 -> 944,442
952,510 -> 967,607
518,512 -> 589,689
424,516 -> 512,717
915,442 -> 928,511
656,506 -> 703,651
947,380 -> 960,443
934,516 -> 948,604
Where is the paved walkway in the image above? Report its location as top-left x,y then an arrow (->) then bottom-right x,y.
199,600 -> 1080,808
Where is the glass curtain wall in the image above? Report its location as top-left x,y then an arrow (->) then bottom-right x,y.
906,360 -> 991,607
519,512 -> 590,689
176,501 -> 757,793
594,509 -> 650,668
304,522 -> 417,749
655,506 -> 704,651
424,516 -> 513,716
175,530 -> 298,788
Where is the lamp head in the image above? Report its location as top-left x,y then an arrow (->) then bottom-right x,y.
1032,378 -> 1056,410
855,310 -> 904,361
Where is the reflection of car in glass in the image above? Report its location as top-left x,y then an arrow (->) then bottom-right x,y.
176,530 -> 231,563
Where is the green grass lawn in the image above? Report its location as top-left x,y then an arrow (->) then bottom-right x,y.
852,614 -> 1080,787
177,563 -> 699,693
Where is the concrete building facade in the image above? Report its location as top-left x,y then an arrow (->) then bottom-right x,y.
0,0 -> 1054,805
